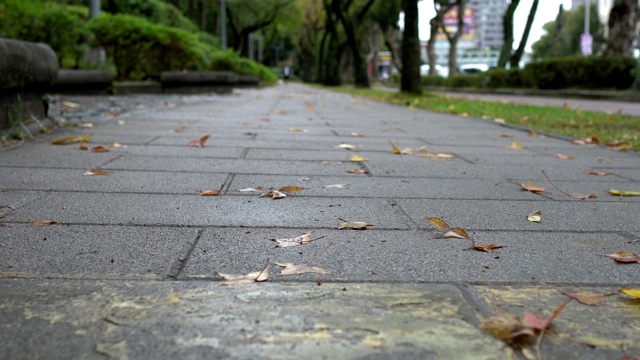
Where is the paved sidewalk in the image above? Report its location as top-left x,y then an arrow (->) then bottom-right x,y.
1,83 -> 639,359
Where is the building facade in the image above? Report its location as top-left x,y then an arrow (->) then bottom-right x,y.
468,0 -> 509,49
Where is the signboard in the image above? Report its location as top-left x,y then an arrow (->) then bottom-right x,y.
580,33 -> 593,56
436,7 -> 476,43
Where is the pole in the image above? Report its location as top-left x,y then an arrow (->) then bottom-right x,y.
584,0 -> 590,35
89,0 -> 100,18
220,0 -> 227,50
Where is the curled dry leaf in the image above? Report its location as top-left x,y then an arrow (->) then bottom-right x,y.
351,132 -> 365,137
52,134 -> 91,145
521,183 -> 546,194
172,126 -> 186,133
427,218 -> 469,239
605,251 -> 640,264
110,142 -> 126,148
323,184 -> 347,189
527,209 -> 542,222
618,288 -> 640,299
556,153 -> 574,160
278,186 -> 305,194
61,101 -> 80,108
77,122 -> 93,128
351,154 -> 367,162
79,144 -> 89,150
337,144 -> 357,150
32,220 -> 58,226
572,137 -> 598,145
569,193 -> 597,200
84,168 -> 110,176
91,145 -> 109,153
238,187 -> 263,192
444,227 -> 469,239
400,145 -> 428,155
217,268 -> 269,285
273,262 -> 330,276
260,188 -> 287,199
522,299 -> 571,331
585,170 -> 611,176
479,311 -> 535,342
563,291 -> 608,306
506,140 -> 523,150
420,152 -> 454,159
470,240 -> 504,252
271,231 -> 313,248
609,189 -> 640,197
338,221 -> 374,230
389,141 -> 401,155
187,134 -> 210,148
528,129 -> 538,137
347,168 -> 368,174
200,184 -> 224,196
428,217 -> 451,232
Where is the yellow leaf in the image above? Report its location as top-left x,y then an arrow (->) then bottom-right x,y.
278,186 -> 306,194
389,141 -> 401,154
609,189 -> 640,196
351,154 -> 367,162
52,134 -> 91,145
444,227 -> 469,239
420,152 -> 454,159
618,288 -> 640,299
506,141 -> 523,150
427,217 -> 451,232
288,127 -> 308,132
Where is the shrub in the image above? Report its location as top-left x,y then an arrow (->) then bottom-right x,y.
524,56 -> 635,90
446,73 -> 487,88
88,13 -> 210,80
101,0 -> 198,32
209,50 -> 277,84
420,75 -> 447,87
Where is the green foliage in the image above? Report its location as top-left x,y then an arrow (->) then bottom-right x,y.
88,13 -> 210,80
523,56 -> 635,89
101,0 -> 198,32
420,75 -> 447,87
209,50 -> 277,84
532,4 -> 605,60
0,0 -> 94,68
485,68 -> 532,89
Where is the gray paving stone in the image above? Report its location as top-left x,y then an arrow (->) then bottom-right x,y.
0,224 -> 197,278
0,143 -> 120,168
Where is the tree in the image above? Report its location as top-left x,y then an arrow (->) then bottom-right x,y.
509,0 -> 538,67
427,1 -> 454,76
294,0 -> 324,82
401,0 -> 421,93
369,0 -> 402,73
497,0 -> 539,68
321,0 -> 344,85
440,0 -> 466,77
603,0 -> 639,56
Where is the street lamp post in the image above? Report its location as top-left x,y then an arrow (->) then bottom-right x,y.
580,0 -> 593,55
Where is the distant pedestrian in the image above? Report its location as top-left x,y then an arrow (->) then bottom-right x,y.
283,65 -> 291,82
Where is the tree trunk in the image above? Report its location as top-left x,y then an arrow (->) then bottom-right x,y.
604,0 -> 639,56
332,0 -> 369,87
323,0 -> 342,86
198,0 -> 206,32
401,0 -> 421,93
171,0 -> 181,10
427,16 -> 438,76
498,0 -> 519,68
443,0 -> 466,77
316,29 -> 329,83
510,0 -> 538,67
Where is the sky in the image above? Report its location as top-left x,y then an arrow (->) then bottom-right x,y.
417,0 -> 574,51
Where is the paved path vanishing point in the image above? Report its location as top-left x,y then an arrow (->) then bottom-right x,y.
1,83 -> 639,359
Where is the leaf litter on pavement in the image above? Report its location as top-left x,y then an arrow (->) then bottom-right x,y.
187,134 -> 210,147
271,231 -> 318,248
427,217 -> 504,252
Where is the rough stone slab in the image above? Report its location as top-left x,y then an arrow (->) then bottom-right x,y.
0,224 -> 197,278
397,198 -> 640,231
0,144 -> 120,169
180,228 -> 636,284
108,144 -> 243,159
0,167 -> 228,194
0,279 -> 509,360
39,131 -> 160,146
9,193 -> 408,229
0,190 -> 44,211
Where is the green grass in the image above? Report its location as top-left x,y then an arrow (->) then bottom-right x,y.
325,86 -> 640,151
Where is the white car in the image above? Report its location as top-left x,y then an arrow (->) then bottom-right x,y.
459,63 -> 489,74
420,64 -> 448,77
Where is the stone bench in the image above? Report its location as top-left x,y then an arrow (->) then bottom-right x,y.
49,69 -> 113,94
0,37 -> 58,130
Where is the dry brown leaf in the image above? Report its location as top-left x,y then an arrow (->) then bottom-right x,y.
187,134 -> 210,147
479,311 -> 534,342
261,188 -> 287,199
563,291 -> 608,306
91,145 -> 109,153
521,183 -> 546,194
79,144 -> 89,150
419,152 -> 454,159
217,268 -> 269,285
163,292 -> 181,303
506,140 -> 523,150
32,220 -> 58,226
522,299 -> 571,331
528,129 -> 538,137
172,126 -> 186,133
271,231 -> 313,248
400,145 -> 428,155
585,170 -> 611,176
471,242 -> 505,252
569,193 -> 597,200
444,227 -> 469,239
273,262 -> 330,275
305,102 -> 314,110
428,217 -> 451,232
288,127 -> 308,132
556,153 -> 574,160
351,154 -> 367,162
278,186 -> 305,194
609,189 -> 640,196
347,168 -> 368,174
572,136 -> 598,145
500,134 -> 513,138
52,134 -> 91,145
618,288 -> 640,299
605,251 -> 640,264
83,168 -> 110,176
338,221 -> 373,230
351,132 -> 365,137
322,184 -> 347,188
527,209 -> 542,222
77,122 -> 92,128
200,184 -> 224,196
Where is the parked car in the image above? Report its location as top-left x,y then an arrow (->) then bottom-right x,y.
420,64 -> 448,77
459,63 -> 489,74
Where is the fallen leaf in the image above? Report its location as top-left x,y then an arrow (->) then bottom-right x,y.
609,189 -> 640,197
163,292 -> 181,303
61,101 -> 80,108
305,102 -> 314,110
521,183 -> 546,194
444,227 -> 469,239
471,243 -> 505,252
200,184 -> 224,196
527,209 -> 542,222
427,217 -> 451,232
585,170 -> 611,176
556,153 -> 574,160
238,187 -> 263,192
289,127 -> 308,132
217,268 -> 269,285
522,299 -> 571,331
271,231 -> 314,248
187,134 -> 210,147
563,291 -> 608,306
337,144 -> 358,150
83,168 -> 110,176
347,168 -> 368,174
506,141 -> 523,150
494,118 -> 506,124
117,120 -> 125,125
605,251 -> 640,263
528,129 -> 538,137
400,145 -> 428,155
79,144 -> 89,150
618,288 -> 640,299
351,154 -> 367,162
569,193 -> 597,200
338,221 -> 374,230
110,142 -> 127,148
273,262 -> 330,276
278,186 -> 305,194
500,134 -> 513,138
419,152 -> 454,159
52,134 -> 91,145
389,141 -> 401,155
260,188 -> 287,199
572,136 -> 598,145
32,220 -> 58,226
351,132 -> 365,137
77,122 -> 93,128
479,311 -> 534,342
260,118 -> 270,123
91,145 -> 109,153
610,144 -> 630,151
322,184 -> 347,188
172,126 -> 186,133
